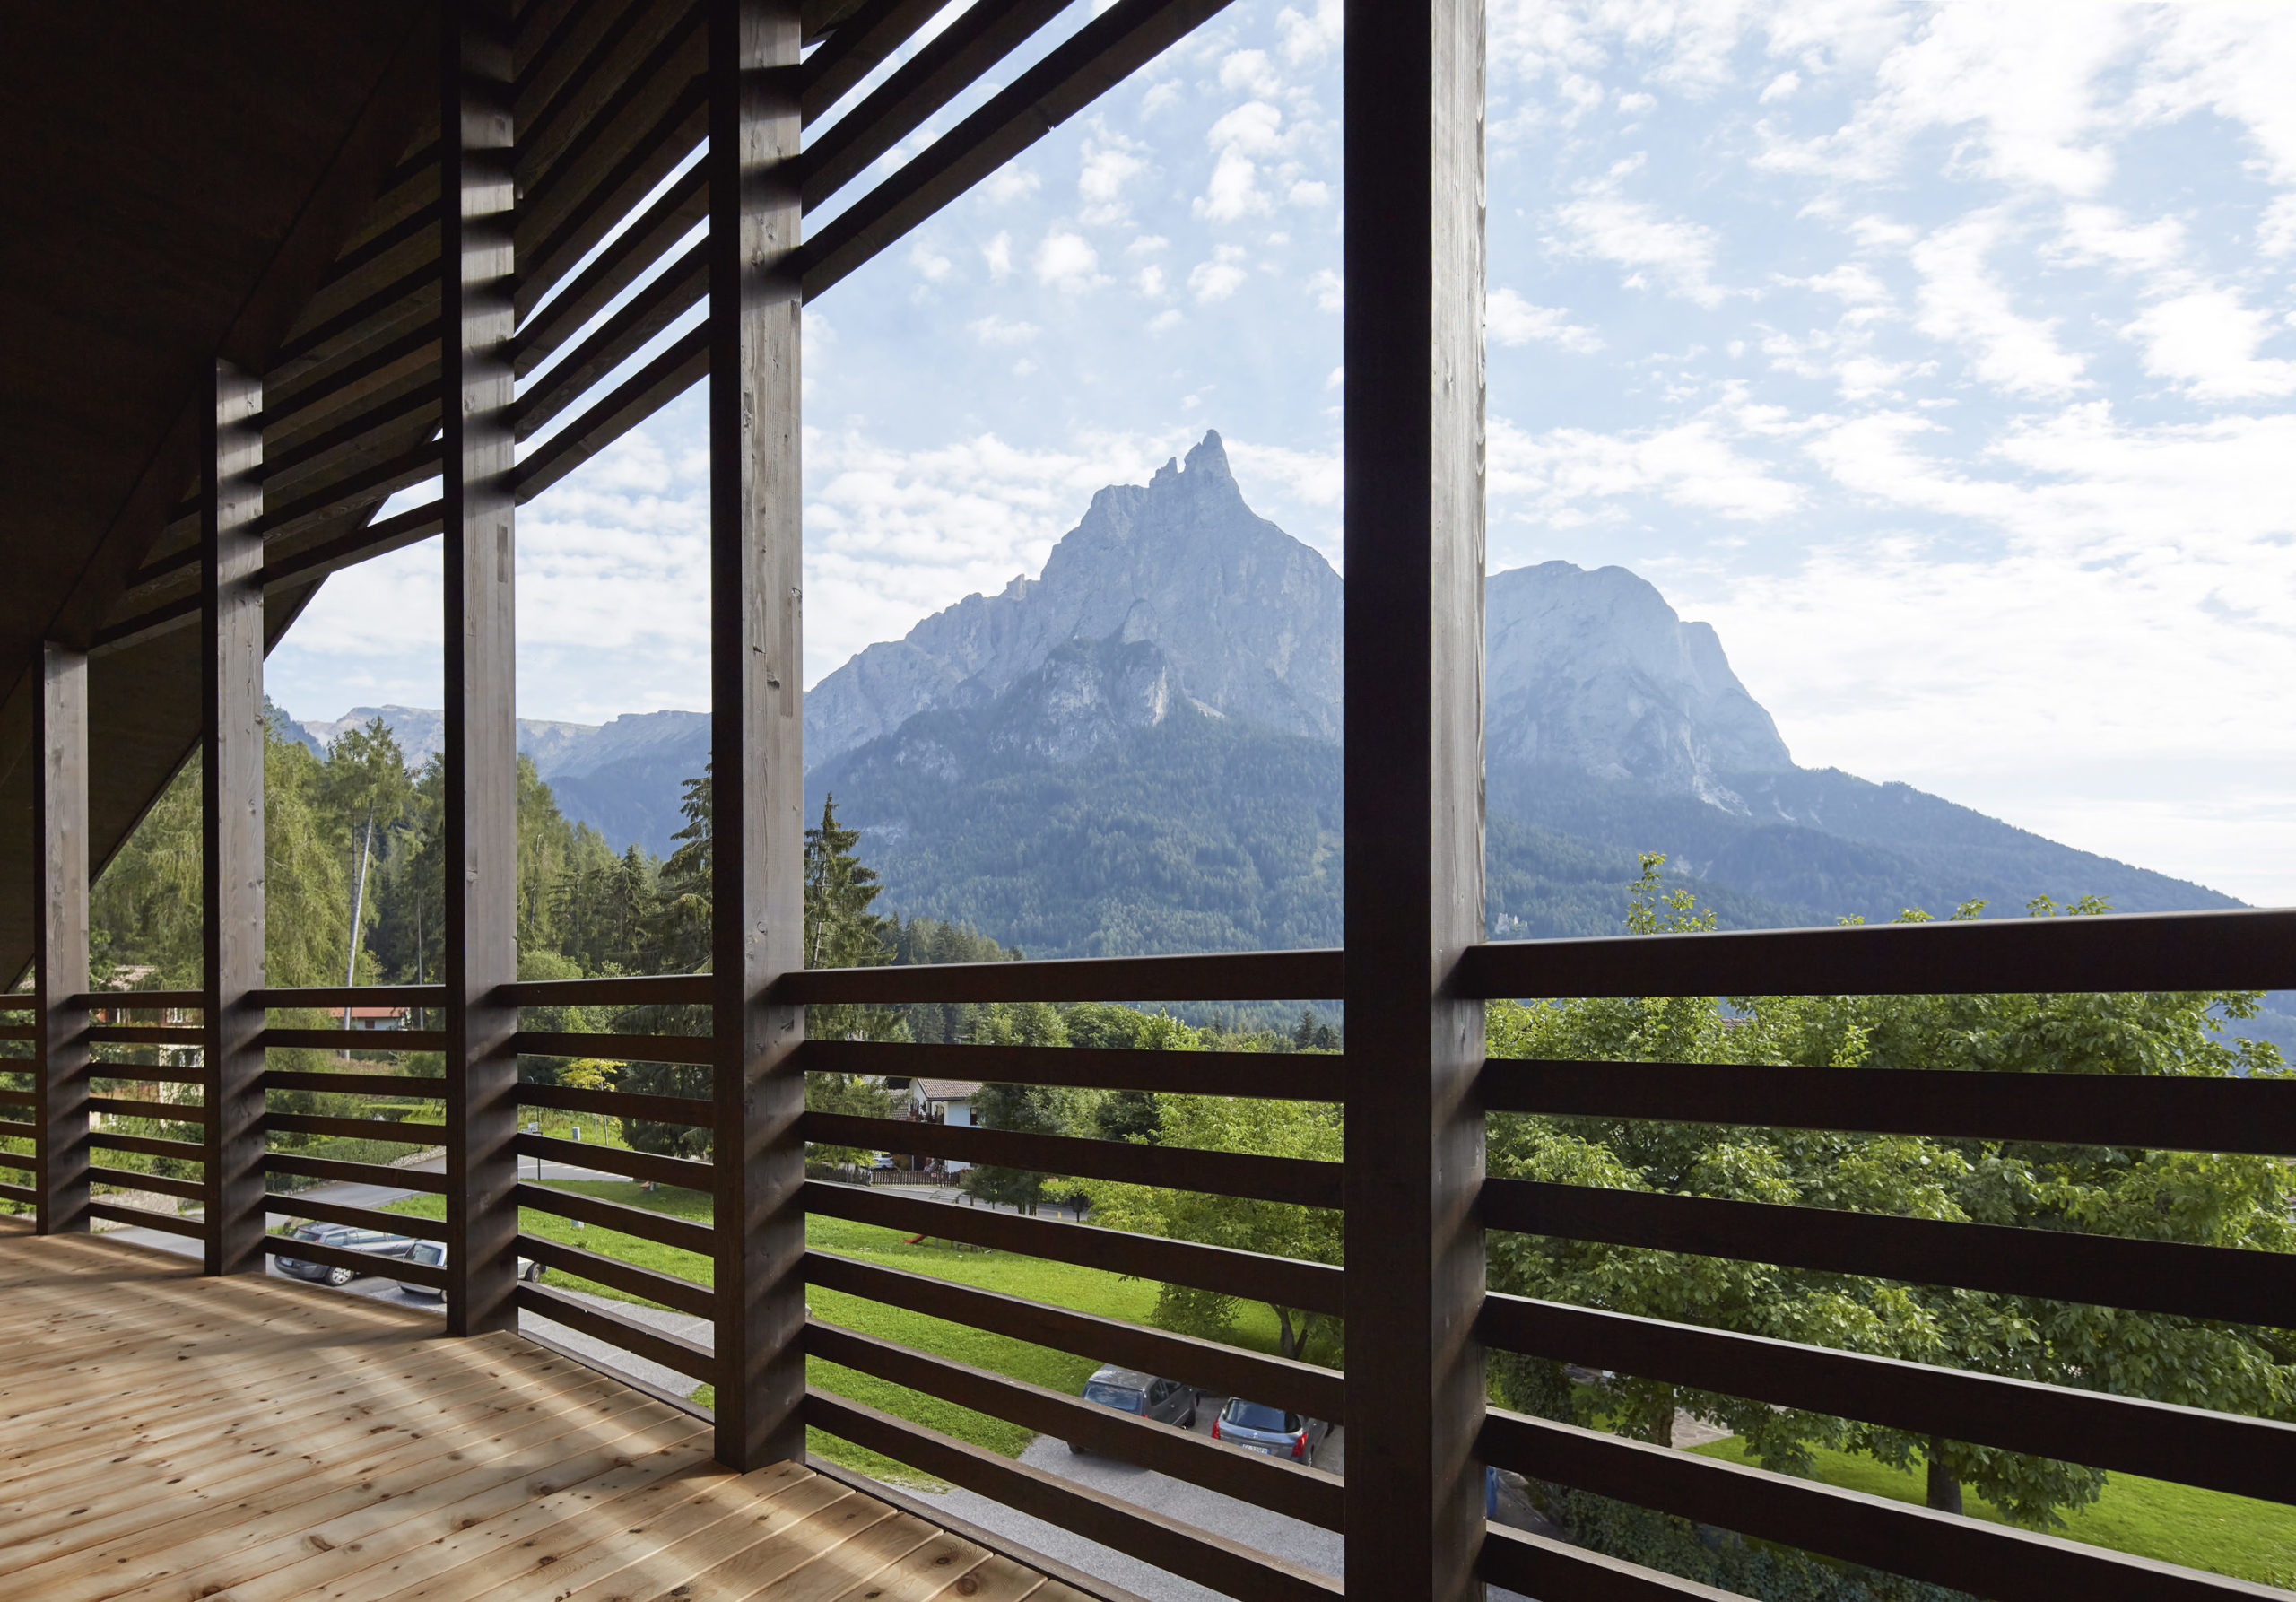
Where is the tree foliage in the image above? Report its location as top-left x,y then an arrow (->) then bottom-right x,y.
1486,855 -> 2296,1530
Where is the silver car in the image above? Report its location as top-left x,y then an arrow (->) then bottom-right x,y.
1068,1364 -> 1197,1453
1213,1397 -> 1326,1463
395,1238 -> 545,1298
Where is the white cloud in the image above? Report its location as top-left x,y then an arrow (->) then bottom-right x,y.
1189,245 -> 1249,302
1146,308 -> 1184,335
1552,189 -> 1730,307
1488,288 -> 1603,353
1197,101 -> 1288,221
1136,264 -> 1167,298
1617,91 -> 1655,114
1288,179 -> 1331,207
909,239 -> 952,283
1079,139 -> 1148,226
2125,289 -> 2296,400
2261,194 -> 2296,259
1760,70 -> 1800,104
969,314 -> 1039,346
1308,268 -> 1342,312
982,231 -> 1013,281
1276,0 -> 1341,64
979,162 -> 1042,204
1909,212 -> 2087,396
1035,231 -> 1103,292
1219,49 -> 1283,98
1488,410 -> 1805,526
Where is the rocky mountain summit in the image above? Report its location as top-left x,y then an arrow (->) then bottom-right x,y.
805,431 -> 1343,768
293,427 -> 2241,942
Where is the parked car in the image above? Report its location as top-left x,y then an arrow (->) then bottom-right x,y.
394,1238 -> 544,1299
1213,1397 -> 1326,1462
274,1222 -> 416,1286
1068,1364 -> 1196,1452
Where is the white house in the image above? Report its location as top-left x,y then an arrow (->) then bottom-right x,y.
907,1078 -> 980,1174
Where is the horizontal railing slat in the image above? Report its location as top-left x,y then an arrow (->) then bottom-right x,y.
0,1118 -> 33,1141
0,1089 -> 30,1109
87,1095 -> 206,1123
1485,1056 -> 2296,1156
271,1194 -> 441,1239
1461,907 -> 2296,999
512,1180 -> 714,1256
257,984 -> 447,1009
514,1031 -> 713,1066
517,1233 -> 714,1318
266,1113 -> 447,1145
83,1025 -> 204,1046
263,1028 -> 448,1051
265,1069 -> 447,1098
74,988 -> 204,1011
264,1233 -> 444,1286
87,1064 -> 204,1084
0,1151 -> 36,1177
1480,1406 -> 2274,1602
800,1039 -> 1345,1101
264,1151 -> 446,1192
90,1131 -> 206,1162
87,1166 -> 204,1202
1481,1292 -> 2296,1506
87,1200 -> 204,1239
516,1131 -> 711,1190
803,1180 -> 1344,1316
806,1319 -> 1343,1528
804,1391 -> 1342,1602
516,1080 -> 711,1125
807,1112 -> 1342,1208
0,1180 -> 32,1206
1483,1177 -> 2296,1326
501,972 -> 710,1006
779,948 -> 1344,1006
1479,1523 -> 1744,1600
516,1278 -> 716,1381
804,1249 -> 1345,1423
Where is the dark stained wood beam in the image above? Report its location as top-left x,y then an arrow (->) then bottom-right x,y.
202,361 -> 267,1275
442,0 -> 523,1338
32,642 -> 90,1235
1341,1 -> 1488,1598
710,0 -> 808,1472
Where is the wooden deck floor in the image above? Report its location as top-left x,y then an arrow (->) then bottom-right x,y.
0,1224 -> 1073,1602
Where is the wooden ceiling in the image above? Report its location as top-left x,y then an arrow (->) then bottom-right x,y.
0,3 -> 433,980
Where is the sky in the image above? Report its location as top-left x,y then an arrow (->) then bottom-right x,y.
268,0 -> 2296,905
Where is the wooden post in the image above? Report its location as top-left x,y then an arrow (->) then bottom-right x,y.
709,0 -> 807,1470
1342,0 -> 1488,1598
32,640 -> 90,1236
204,359 -> 267,1274
442,0 -> 521,1336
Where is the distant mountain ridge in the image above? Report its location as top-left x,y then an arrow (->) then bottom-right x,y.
291,428 -> 2243,945
297,705 -> 709,856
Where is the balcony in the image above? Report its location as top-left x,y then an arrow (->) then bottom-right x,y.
0,3 -> 2288,1600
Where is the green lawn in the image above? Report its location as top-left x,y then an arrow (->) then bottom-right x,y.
1691,1436 -> 2296,1588
377,1180 -> 1303,1487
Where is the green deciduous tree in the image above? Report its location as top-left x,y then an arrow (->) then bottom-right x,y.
1486,855 -> 2296,1530
1077,1084 -> 1342,1362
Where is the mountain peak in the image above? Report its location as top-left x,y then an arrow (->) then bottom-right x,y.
805,431 -> 1343,768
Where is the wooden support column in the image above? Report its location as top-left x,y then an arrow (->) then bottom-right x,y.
442,0 -> 521,1336
203,359 -> 267,1274
709,0 -> 807,1470
1342,0 -> 1488,1598
32,641 -> 89,1236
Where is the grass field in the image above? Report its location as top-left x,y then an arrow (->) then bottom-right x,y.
1690,1435 -> 2296,1587
378,1180 -> 1304,1486
370,1182 -> 2296,1572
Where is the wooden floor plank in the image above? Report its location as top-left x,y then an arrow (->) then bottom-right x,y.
0,1226 -> 1065,1602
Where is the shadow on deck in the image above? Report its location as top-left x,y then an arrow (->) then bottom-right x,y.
0,1221 -> 1073,1602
